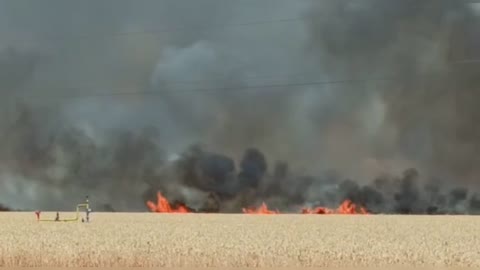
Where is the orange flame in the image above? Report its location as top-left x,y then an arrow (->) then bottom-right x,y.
146,192 -> 370,215
242,202 -> 279,214
302,199 -> 369,215
146,191 -> 191,213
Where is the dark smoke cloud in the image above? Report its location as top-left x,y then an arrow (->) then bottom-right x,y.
153,147 -> 480,214
0,0 -> 479,214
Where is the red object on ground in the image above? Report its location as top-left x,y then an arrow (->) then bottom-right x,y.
35,211 -> 41,221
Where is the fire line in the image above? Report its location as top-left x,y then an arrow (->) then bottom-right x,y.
146,191 -> 370,214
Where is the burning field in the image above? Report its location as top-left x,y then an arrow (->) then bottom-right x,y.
139,159 -> 480,216
2,0 -> 480,267
146,191 -> 369,215
0,212 -> 479,268
1,193 -> 477,268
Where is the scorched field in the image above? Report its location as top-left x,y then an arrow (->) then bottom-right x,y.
0,212 -> 479,268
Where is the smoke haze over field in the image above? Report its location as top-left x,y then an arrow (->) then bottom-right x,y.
0,0 -> 480,214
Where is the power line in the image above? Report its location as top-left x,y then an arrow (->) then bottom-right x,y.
23,51 -> 476,94
31,71 -> 324,88
14,72 -> 446,100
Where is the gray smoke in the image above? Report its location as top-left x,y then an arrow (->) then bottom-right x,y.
306,0 -> 480,183
0,0 -> 480,214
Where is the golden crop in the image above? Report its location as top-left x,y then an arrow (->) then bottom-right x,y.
0,212 -> 479,267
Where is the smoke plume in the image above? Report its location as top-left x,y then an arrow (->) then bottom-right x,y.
0,0 -> 479,214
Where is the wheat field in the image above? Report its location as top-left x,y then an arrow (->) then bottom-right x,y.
0,212 -> 479,267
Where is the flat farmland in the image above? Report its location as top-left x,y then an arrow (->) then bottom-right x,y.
0,212 -> 479,267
